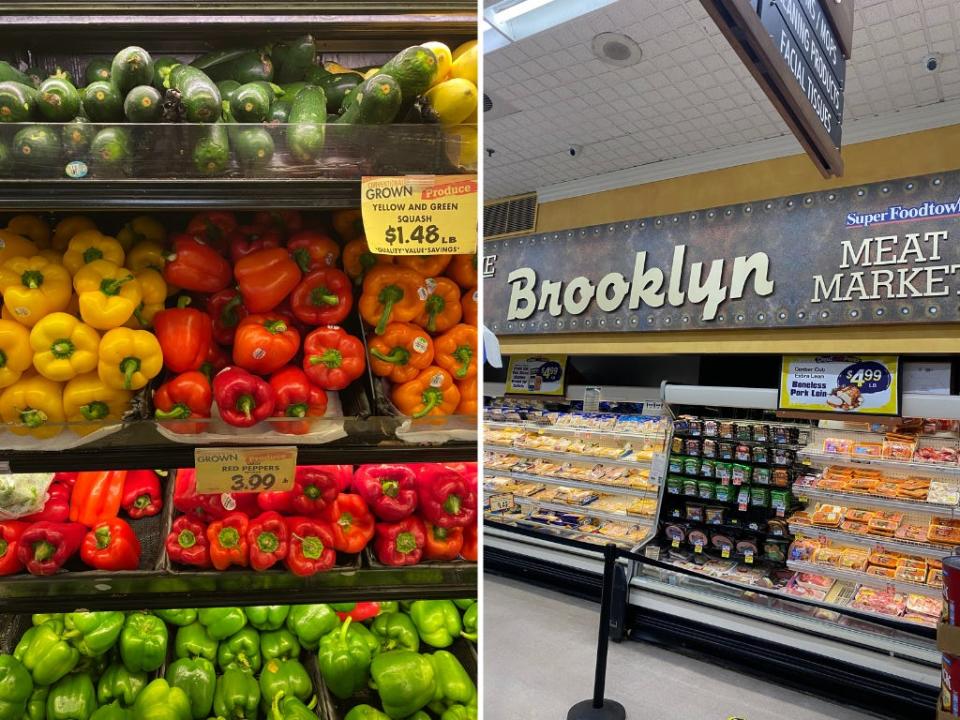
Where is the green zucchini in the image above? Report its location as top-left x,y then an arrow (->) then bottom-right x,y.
90,127 -> 132,171
152,56 -> 179,90
234,126 -> 275,168
227,51 -> 274,83
166,64 -> 221,123
274,35 -> 316,83
378,45 -> 438,99
280,82 -> 306,98
0,143 -> 12,175
37,76 -> 81,121
111,46 -> 154,94
193,122 -> 230,175
217,80 -> 242,103
124,85 -> 163,122
13,125 -> 60,168
192,48 -> 250,72
84,58 -> 112,85
24,66 -> 46,88
319,73 -> 361,114
0,81 -> 36,122
268,96 -> 293,123
337,74 -> 401,125
0,61 -> 32,86
81,81 -> 123,122
286,86 -> 327,162
230,81 -> 272,122
304,66 -> 332,85
50,67 -> 74,85
62,117 -> 95,157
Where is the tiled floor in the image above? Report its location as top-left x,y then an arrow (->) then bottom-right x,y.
483,575 -> 885,720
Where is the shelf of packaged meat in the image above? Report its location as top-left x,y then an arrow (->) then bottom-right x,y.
484,419 -> 666,443
794,483 -> 959,516
483,469 -> 658,500
484,444 -> 656,469
786,560 -> 941,599
787,523 -> 955,560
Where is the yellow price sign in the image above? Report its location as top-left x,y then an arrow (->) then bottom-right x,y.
362,175 -> 477,256
194,446 -> 297,495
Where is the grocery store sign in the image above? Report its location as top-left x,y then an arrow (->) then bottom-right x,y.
506,354 -> 567,396
362,175 -> 477,256
483,171 -> 960,335
779,355 -> 900,416
194,446 -> 297,494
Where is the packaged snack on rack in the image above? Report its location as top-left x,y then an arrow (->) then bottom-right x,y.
686,503 -> 705,522
699,460 -> 715,478
683,479 -> 698,496
718,442 -> 734,460
882,433 -> 917,460
697,480 -> 716,500
735,444 -> 751,462
732,464 -> 751,485
703,420 -> 719,437
705,507 -> 726,525
702,438 -> 717,458
754,466 -> 772,485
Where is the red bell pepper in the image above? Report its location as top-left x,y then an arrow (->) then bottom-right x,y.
80,518 -> 141,571
254,210 -> 303,234
414,464 -> 477,529
228,225 -> 283,264
0,521 -> 29,575
256,490 -> 293,514
22,482 -> 71,523
287,230 -> 340,273
234,247 -> 302,313
164,235 -> 233,294
374,516 -> 426,566
70,471 -> 127,528
290,268 -> 353,326
247,511 -> 289,571
154,370 -> 212,434
323,494 -> 375,554
423,522 -> 463,561
186,211 -> 237,252
154,297 -> 214,373
53,471 -> 78,487
290,465 -> 342,516
285,516 -> 336,576
213,366 -> 276,428
302,326 -> 366,391
174,469 -> 259,521
207,512 -> 249,570
352,464 -> 418,522
121,470 -> 162,519
334,603 -> 382,622
166,515 -> 211,568
232,314 -> 300,376
268,366 -> 329,435
17,521 -> 87,575
461,522 -> 477,562
202,343 -> 231,380
207,288 -> 248,346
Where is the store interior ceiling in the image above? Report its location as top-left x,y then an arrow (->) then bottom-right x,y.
483,0 -> 960,202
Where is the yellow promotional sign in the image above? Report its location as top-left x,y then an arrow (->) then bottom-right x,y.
779,355 -> 900,416
506,355 -> 567,396
361,175 -> 477,256
194,446 -> 297,495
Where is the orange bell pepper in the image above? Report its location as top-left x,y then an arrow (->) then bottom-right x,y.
368,322 -> 435,384
461,286 -> 477,326
391,366 -> 460,418
342,237 -> 392,285
434,324 -> 477,380
397,254 -> 453,278
332,209 -> 364,241
234,247 -> 302,313
359,266 -> 427,335
69,470 -> 127,527
414,277 -> 462,334
456,376 -> 477,415
445,254 -> 477,289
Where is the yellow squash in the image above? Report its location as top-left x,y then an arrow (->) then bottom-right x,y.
0,255 -> 72,327
450,41 -> 477,85
30,312 -> 100,382
423,42 -> 453,85
423,78 -> 477,126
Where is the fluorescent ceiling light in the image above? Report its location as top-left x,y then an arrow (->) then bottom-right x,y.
484,0 -> 617,50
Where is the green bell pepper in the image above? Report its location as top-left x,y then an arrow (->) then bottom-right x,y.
259,629 -> 300,662
98,663 -> 148,707
440,705 -> 477,720
65,612 -> 126,657
343,706 -> 390,720
244,606 -> 289,632
408,601 -> 461,649
0,654 -> 32,719
27,686 -> 47,720
175,622 -> 218,662
154,609 -> 198,627
217,627 -> 262,674
46,673 -> 96,720
33,613 -> 64,627
15,622 -> 81,686
120,613 -> 168,673
198,608 -> 247,641
76,650 -> 113,678
165,657 -> 215,720
285,604 -> 339,650
370,650 -> 436,719
268,692 -> 316,720
406,713 -> 431,720
451,600 -> 473,611
132,679 -> 192,720
460,604 -> 477,642
212,667 -> 260,719
430,651 -> 476,707
91,702 -> 131,720
378,602 -> 399,616
318,618 -> 377,699
370,612 -> 419,653
259,659 -> 312,709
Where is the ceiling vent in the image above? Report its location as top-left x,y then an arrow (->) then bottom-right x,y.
483,90 -> 520,122
591,32 -> 642,67
485,193 -> 538,239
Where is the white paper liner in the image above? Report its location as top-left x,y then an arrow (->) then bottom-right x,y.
395,417 -> 478,445
0,420 -> 126,451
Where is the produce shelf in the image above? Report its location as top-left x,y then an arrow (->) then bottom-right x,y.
786,560 -> 941,598
788,523 -> 954,560
486,443 -> 655,468
483,469 -> 658,499
793,484 -> 959,517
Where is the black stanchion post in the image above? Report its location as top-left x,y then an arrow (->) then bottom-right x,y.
567,543 -> 627,720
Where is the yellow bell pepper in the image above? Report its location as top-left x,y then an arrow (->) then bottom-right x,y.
63,230 -> 125,275
0,255 -> 72,327
73,260 -> 143,330
125,268 -> 167,329
0,374 -> 65,438
97,327 -> 162,390
52,215 -> 97,251
117,215 -> 166,251
0,230 -> 38,266
0,319 -> 32,389
29,312 -> 100,382
125,241 -> 166,273
37,249 -> 64,265
63,371 -> 132,435
6,214 -> 50,249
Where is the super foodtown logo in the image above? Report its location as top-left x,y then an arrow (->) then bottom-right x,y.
846,194 -> 960,229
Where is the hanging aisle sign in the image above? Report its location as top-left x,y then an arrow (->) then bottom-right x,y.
779,355 -> 900,416
484,171 -> 960,336
506,355 -> 567,396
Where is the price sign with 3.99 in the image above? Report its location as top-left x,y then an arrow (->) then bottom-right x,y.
194,446 -> 297,495
362,175 -> 477,256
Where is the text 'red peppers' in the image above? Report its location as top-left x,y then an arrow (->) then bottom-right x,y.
352,464 -> 418,522
268,366 -> 328,435
207,512 -> 250,570
323,494 -> 375,554
232,314 -> 300,376
415,464 -> 477,529
247,511 -> 289,571
166,515 -> 211,568
290,268 -> 353,326
374,516 -> 426,566
213,366 -> 276,428
301,326 -> 366,391
284,516 -> 336,576
164,235 -> 232,294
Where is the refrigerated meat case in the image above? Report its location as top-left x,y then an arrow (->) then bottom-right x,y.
484,383 -> 956,718
0,0 -> 476,674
